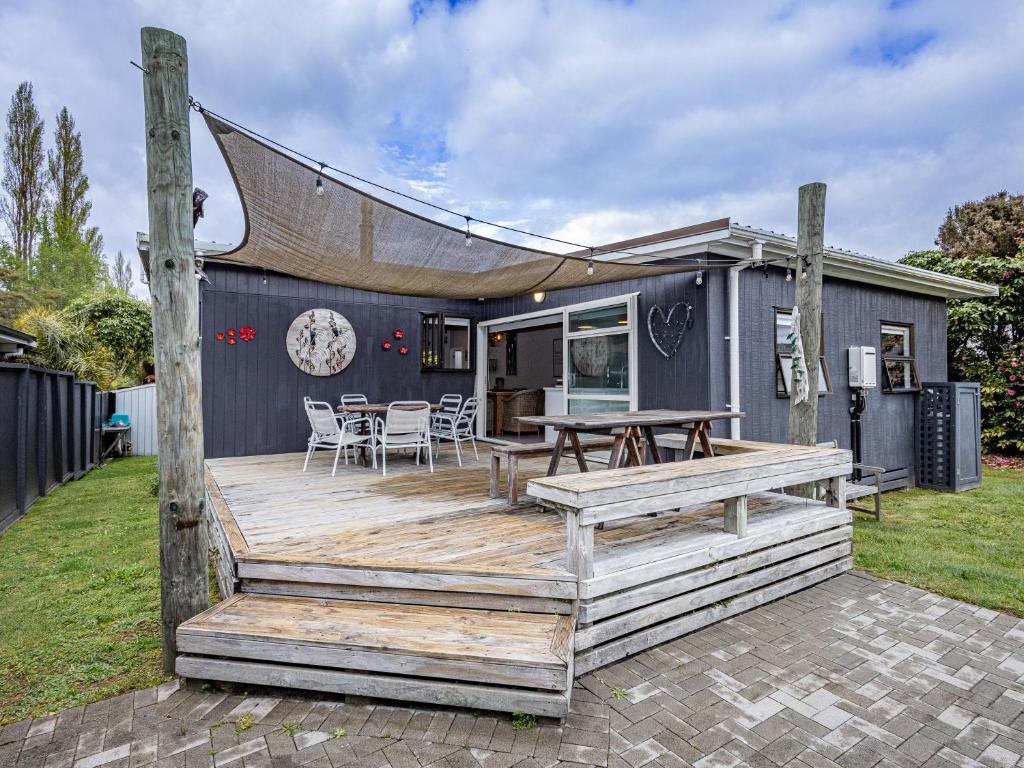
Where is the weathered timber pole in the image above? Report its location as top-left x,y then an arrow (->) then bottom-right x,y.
788,182 -> 826,451
142,27 -> 208,674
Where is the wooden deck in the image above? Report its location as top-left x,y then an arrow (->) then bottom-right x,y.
207,448 -> 572,577
185,441 -> 854,717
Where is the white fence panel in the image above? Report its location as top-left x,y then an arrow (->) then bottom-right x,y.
113,383 -> 158,456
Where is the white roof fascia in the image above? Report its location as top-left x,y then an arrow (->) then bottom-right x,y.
601,224 -> 998,299
727,223 -> 998,300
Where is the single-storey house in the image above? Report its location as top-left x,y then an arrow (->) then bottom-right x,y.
138,216 -> 995,488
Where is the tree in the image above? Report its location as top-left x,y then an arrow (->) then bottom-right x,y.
47,107 -> 90,231
15,305 -> 118,388
901,204 -> 1024,454
0,241 -> 34,324
30,214 -> 106,308
109,250 -> 133,293
65,288 -> 152,383
47,106 -> 103,258
1,82 -> 46,266
13,289 -> 152,389
937,191 -> 1024,262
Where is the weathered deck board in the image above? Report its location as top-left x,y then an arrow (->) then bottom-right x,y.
206,448 -> 575,580
176,656 -> 570,717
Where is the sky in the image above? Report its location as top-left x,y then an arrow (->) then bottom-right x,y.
1,0 -> 1022,298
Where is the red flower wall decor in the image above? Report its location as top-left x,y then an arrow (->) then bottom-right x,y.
381,340 -> 393,351
398,345 -> 409,355
393,328 -> 405,340
214,325 -> 256,344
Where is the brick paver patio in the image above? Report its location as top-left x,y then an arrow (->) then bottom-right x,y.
3,571 -> 1023,768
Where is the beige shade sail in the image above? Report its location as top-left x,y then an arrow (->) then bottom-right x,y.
204,113 -> 692,299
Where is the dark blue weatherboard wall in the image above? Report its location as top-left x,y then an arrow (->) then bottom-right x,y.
732,266 -> 948,478
200,263 -> 482,458
201,264 -> 715,458
483,270 -> 712,413
200,259 -> 949,481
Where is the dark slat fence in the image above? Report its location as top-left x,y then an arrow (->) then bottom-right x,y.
0,363 -> 99,532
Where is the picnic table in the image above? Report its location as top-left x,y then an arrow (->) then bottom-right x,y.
515,409 -> 742,477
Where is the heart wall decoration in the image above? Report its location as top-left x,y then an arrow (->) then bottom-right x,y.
647,301 -> 693,359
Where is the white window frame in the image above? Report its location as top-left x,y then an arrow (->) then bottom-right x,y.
475,293 -> 639,438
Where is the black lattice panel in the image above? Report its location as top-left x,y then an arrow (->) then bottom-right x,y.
917,385 -> 953,490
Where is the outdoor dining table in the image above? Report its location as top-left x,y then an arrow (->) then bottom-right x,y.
515,409 -> 743,477
336,402 -> 443,466
337,403 -> 444,416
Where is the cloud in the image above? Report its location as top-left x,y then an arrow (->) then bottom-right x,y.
0,0 -> 1022,297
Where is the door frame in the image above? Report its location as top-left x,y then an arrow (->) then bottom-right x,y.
474,292 -> 640,438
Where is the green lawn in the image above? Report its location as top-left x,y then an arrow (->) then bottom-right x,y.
0,457 -> 168,725
853,466 -> 1024,616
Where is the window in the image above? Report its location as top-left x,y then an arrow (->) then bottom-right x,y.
421,313 -> 472,371
565,299 -> 635,414
774,308 -> 832,397
880,322 -> 920,392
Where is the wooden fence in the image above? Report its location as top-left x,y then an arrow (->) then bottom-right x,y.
0,363 -> 99,532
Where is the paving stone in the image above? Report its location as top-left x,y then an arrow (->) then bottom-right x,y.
6,575 -> 1024,768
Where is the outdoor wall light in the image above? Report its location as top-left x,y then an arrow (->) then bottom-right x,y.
315,162 -> 326,196
533,291 -> 546,303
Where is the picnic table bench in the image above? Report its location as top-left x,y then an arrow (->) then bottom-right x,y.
489,437 -> 617,504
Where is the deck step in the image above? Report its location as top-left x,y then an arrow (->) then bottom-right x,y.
176,594 -> 572,715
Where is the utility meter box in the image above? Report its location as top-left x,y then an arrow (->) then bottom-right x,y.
849,346 -> 877,388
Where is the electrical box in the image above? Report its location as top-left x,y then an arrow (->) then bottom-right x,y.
848,346 -> 877,388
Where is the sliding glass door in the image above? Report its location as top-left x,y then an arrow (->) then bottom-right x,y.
564,296 -> 637,415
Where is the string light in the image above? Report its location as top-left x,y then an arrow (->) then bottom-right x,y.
587,248 -> 594,276
695,270 -> 703,287
464,216 -> 472,247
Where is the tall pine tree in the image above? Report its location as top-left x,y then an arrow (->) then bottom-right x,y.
48,107 -> 90,230
1,82 -> 46,266
47,106 -> 103,256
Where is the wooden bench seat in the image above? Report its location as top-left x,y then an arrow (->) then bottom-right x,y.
656,435 -> 783,459
528,443 -> 852,577
489,437 -> 616,504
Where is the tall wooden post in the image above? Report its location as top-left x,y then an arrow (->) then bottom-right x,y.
141,27 -> 208,674
788,182 -> 826,449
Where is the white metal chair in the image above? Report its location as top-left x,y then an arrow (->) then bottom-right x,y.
432,396 -> 481,467
373,401 -> 433,477
340,393 -> 368,409
432,393 -> 463,433
439,394 -> 462,414
339,393 -> 370,463
302,397 -> 375,476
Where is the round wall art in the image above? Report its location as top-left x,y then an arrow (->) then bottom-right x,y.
286,308 -> 356,376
